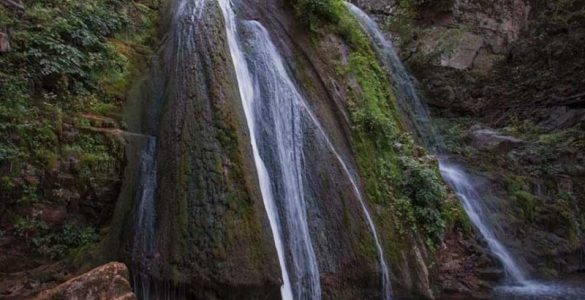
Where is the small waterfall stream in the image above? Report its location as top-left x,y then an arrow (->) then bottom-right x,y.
346,0 -> 531,286
131,136 -> 158,300
344,3 -> 437,150
438,162 -> 529,283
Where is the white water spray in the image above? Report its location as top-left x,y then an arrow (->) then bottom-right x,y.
439,162 -> 529,283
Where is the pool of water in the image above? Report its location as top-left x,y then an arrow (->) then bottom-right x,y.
494,279 -> 585,300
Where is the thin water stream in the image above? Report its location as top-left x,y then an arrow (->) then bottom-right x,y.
344,2 -> 530,284
131,136 -> 158,300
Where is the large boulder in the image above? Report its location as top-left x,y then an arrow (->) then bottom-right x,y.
468,126 -> 524,153
439,32 -> 484,70
35,262 -> 136,300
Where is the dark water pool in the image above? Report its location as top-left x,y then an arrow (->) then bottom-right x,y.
437,275 -> 585,300
494,277 -> 585,300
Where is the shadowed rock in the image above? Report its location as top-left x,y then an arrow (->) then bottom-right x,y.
469,126 -> 523,152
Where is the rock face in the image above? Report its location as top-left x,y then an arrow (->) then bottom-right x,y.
439,32 -> 483,70
102,1 -> 282,298
437,226 -> 498,297
421,0 -> 531,72
468,126 -> 523,153
35,262 -> 136,300
353,0 -> 531,72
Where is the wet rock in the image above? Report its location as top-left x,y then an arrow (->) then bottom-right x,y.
35,262 -> 136,300
477,268 -> 504,281
0,32 -> 10,53
468,126 -> 523,152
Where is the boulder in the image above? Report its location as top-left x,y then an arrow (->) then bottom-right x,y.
35,262 -> 136,300
440,32 -> 484,70
468,126 -> 523,152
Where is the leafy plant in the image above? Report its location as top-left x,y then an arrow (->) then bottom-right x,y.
396,157 -> 447,247
32,224 -> 99,259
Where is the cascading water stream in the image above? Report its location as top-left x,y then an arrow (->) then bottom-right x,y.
219,1 -> 392,298
438,163 -> 529,283
217,0 -> 296,298
240,19 -> 392,300
345,1 -> 532,286
240,21 -> 321,299
280,59 -> 393,300
344,3 -> 438,150
131,136 -> 158,300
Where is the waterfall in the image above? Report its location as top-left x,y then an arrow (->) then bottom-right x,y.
345,1 -> 531,286
217,0 -> 297,298
219,0 -> 393,298
438,163 -> 529,283
131,136 -> 158,300
241,19 -> 392,299
240,20 -> 322,299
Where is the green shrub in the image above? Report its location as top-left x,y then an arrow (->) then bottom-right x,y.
13,216 -> 98,259
0,0 -> 156,265
396,157 -> 447,246
32,224 -> 99,259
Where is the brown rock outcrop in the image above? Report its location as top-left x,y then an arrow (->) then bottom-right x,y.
35,262 -> 136,300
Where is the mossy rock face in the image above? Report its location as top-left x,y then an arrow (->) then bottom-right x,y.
119,1 -> 282,297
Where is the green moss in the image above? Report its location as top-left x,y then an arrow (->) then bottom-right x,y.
291,0 -> 448,257
0,0 -> 160,266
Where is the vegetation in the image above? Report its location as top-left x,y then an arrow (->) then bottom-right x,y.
14,218 -> 98,259
0,0 -> 159,262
